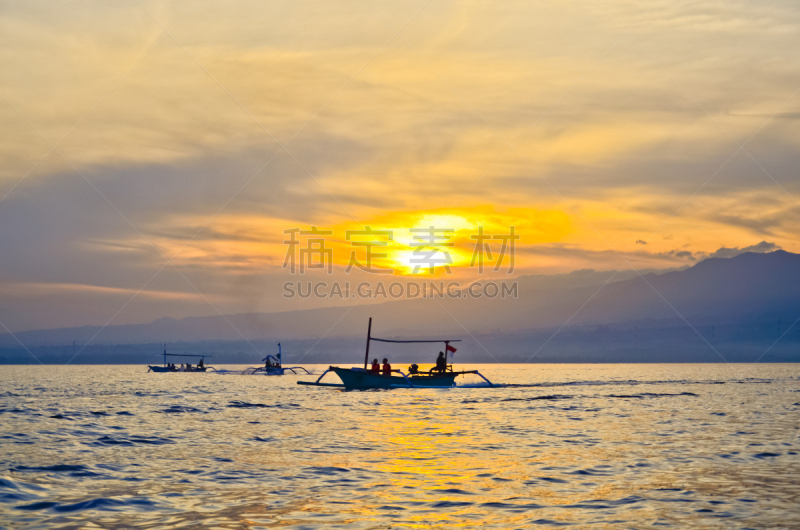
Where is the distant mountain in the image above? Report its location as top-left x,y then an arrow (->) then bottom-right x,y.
578,250 -> 800,322
1,251 -> 799,363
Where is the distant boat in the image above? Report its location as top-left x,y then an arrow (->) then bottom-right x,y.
148,345 -> 213,373
298,318 -> 494,390
241,343 -> 310,376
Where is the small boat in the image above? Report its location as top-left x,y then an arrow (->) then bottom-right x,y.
298,318 -> 494,390
148,345 -> 213,373
241,343 -> 310,376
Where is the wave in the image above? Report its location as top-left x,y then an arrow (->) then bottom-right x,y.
606,392 -> 698,398
227,401 -> 300,409
155,405 -> 206,414
89,435 -> 175,446
14,496 -> 156,513
502,378 -> 774,389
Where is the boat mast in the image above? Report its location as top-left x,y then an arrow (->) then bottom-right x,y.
363,317 -> 372,370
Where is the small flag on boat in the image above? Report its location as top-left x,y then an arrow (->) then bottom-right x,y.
446,343 -> 457,355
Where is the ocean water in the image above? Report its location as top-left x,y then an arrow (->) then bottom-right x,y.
1,363 -> 798,529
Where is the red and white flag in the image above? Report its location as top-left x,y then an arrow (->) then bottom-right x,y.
446,343 -> 457,356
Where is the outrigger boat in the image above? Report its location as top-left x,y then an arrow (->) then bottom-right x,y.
148,345 -> 213,373
298,318 -> 494,390
241,343 -> 310,376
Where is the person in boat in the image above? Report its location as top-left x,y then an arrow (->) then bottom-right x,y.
408,363 -> 419,375
382,358 -> 392,376
186,362 -> 192,371
370,359 -> 380,374
433,351 -> 447,373
198,359 -> 204,369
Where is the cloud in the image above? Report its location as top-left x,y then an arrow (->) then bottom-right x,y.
515,244 -> 700,270
2,0 -> 800,332
706,241 -> 781,259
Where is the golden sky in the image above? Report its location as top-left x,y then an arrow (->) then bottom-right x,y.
0,0 -> 799,330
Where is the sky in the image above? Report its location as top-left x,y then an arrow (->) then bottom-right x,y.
1,0 -> 799,332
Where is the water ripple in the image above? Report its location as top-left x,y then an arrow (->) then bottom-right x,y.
0,364 -> 798,528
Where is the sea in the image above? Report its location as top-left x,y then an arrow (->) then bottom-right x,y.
1,363 -> 798,529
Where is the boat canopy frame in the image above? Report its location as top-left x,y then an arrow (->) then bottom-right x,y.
158,345 -> 211,367
362,317 -> 460,370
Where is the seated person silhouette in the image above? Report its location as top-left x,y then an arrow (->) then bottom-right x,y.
370,358 -> 380,374
433,351 -> 447,374
382,358 -> 392,376
408,363 -> 420,375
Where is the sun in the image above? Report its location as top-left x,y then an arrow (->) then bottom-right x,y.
326,206 -> 571,276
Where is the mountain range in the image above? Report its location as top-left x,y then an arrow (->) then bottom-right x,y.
2,250 -> 798,363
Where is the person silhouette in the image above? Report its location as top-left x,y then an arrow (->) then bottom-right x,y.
434,351 -> 447,373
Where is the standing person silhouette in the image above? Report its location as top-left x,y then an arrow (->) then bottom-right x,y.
434,351 -> 447,373
382,358 -> 392,376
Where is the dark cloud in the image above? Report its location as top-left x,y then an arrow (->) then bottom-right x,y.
0,140 -> 379,331
706,241 -> 781,259
516,244 -> 700,265
707,204 -> 800,237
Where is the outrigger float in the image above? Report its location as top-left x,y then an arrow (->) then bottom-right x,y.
148,346 -> 214,372
241,343 -> 310,376
298,318 -> 494,390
